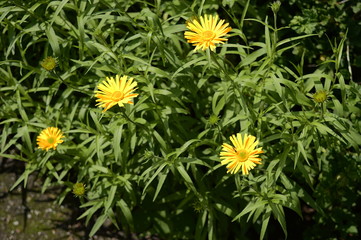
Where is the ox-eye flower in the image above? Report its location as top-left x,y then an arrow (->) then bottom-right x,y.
220,133 -> 264,175
184,15 -> 232,51
37,127 -> 64,151
94,75 -> 138,112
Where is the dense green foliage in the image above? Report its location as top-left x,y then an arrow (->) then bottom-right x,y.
1,0 -> 360,239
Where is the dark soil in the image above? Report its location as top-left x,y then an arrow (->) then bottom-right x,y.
0,157 -> 159,240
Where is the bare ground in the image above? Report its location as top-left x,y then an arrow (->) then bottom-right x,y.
0,157 -> 160,240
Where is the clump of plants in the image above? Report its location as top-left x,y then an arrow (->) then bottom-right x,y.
1,0 -> 360,239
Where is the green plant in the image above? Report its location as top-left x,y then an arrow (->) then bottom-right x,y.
1,0 -> 360,239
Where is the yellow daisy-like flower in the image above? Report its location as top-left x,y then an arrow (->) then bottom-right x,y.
220,134 -> 264,175
37,127 -> 64,151
184,15 -> 232,51
94,75 -> 139,112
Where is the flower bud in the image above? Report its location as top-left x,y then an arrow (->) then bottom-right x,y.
40,56 -> 57,71
313,90 -> 327,103
73,183 -> 86,197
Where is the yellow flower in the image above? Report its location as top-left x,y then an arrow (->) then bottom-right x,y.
94,75 -> 139,112
40,56 -> 57,71
220,134 -> 264,175
184,15 -> 232,51
37,127 -> 64,151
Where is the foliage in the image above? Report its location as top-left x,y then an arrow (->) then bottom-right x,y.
1,0 -> 360,239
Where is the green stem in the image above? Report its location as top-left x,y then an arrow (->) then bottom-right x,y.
51,70 -> 92,96
120,109 -> 138,126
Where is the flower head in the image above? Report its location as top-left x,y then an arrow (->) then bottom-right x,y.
207,114 -> 220,127
313,90 -> 327,103
73,183 -> 86,197
220,133 -> 264,175
184,15 -> 232,51
270,1 -> 281,14
94,75 -> 138,112
37,127 -> 64,151
40,56 -> 57,71
144,150 -> 154,160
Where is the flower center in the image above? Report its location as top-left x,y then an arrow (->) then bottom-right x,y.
237,149 -> 249,162
47,137 -> 55,144
111,91 -> 124,101
201,30 -> 216,41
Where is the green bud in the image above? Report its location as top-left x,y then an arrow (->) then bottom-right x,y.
144,150 -> 154,160
40,56 -> 57,71
208,114 -> 220,126
313,90 -> 327,103
73,183 -> 86,197
270,1 -> 281,14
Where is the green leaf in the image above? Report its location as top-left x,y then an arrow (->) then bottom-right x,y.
113,125 -> 123,162
10,166 -> 34,191
296,140 -> 310,166
89,110 -> 105,134
312,121 -> 346,144
78,200 -> 103,226
276,145 -> 290,180
104,185 -> 117,213
49,0 -> 69,26
264,17 -> 271,58
95,135 -> 105,163
153,169 -> 168,201
45,25 -> 60,56
153,130 -> 168,153
90,165 -> 110,174
176,163 -> 198,194
106,208 -> 120,231
174,139 -> 200,159
89,213 -> 107,237
195,211 -> 207,240
171,56 -> 207,79
117,199 -> 134,232
207,210 -> 216,240
269,203 -> 287,238
240,47 -> 267,67
212,91 -> 226,116
276,34 -> 317,47
214,203 -> 235,218
260,207 -> 272,240
232,199 -> 268,221
142,162 -> 167,196
296,160 -> 313,189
